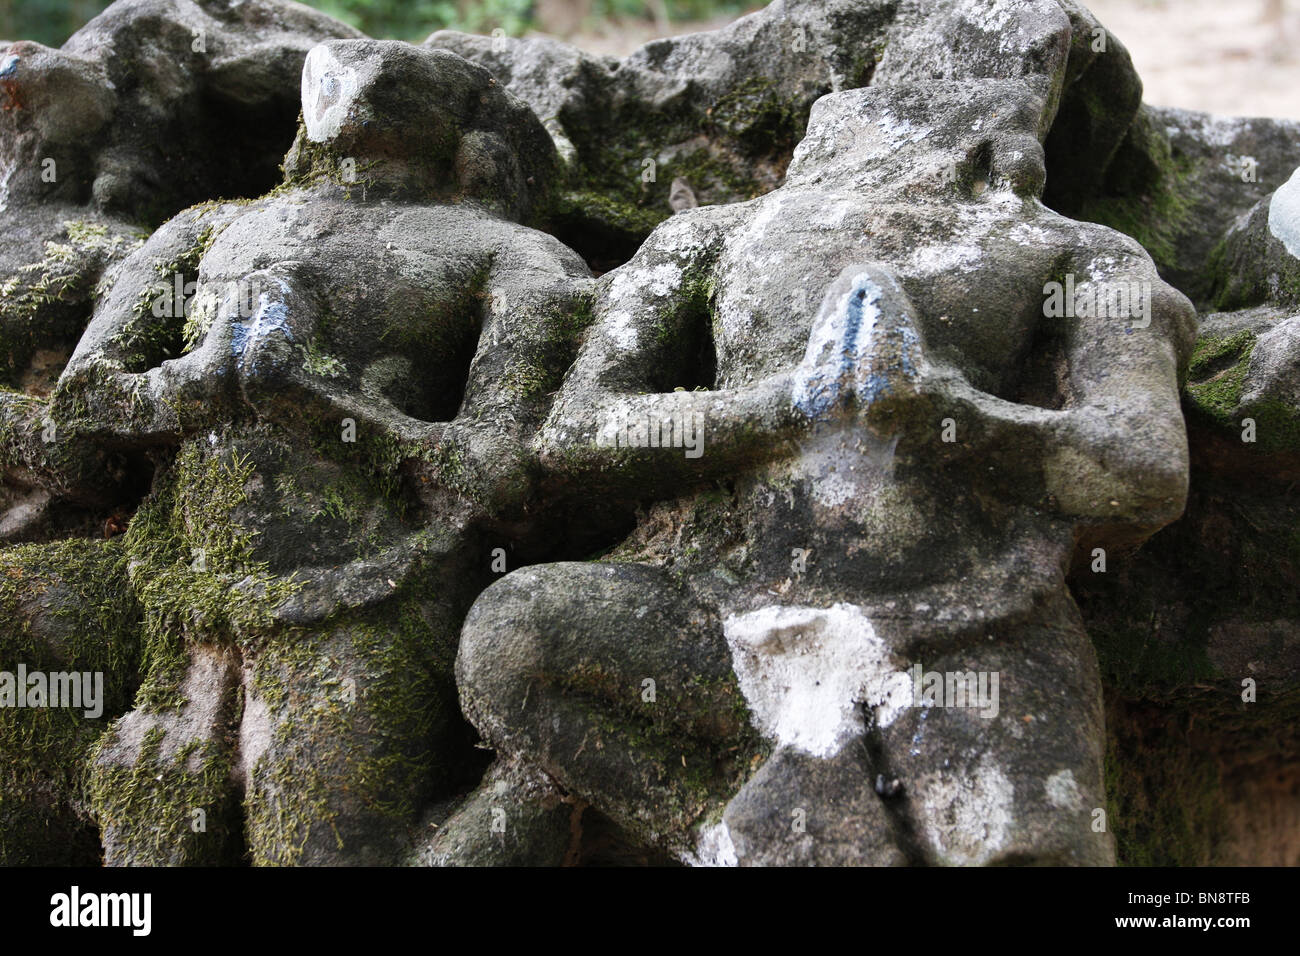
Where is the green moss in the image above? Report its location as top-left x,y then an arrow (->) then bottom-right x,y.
1184,330 -> 1254,427
425,438 -> 474,502
709,76 -> 802,152
1182,329 -> 1300,453
0,221 -> 143,386
543,75 -> 807,252
183,198 -> 256,220
86,725 -> 240,865
381,262 -> 489,356
85,422 -> 467,865
0,537 -> 141,864
1206,209 -> 1300,313
284,416 -> 416,522
0,391 -> 45,472
299,337 -> 347,378
311,482 -> 363,526
644,263 -> 717,391
1245,399 -> 1300,455
283,463 -> 388,562
277,117 -> 380,199
550,189 -> 669,238
243,587 -> 464,865
118,221 -> 224,371
1077,143 -> 1197,274
123,433 -> 302,711
505,295 -> 597,399
526,77 -> 811,273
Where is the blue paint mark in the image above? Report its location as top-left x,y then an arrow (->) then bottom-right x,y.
0,55 -> 19,78
794,376 -> 837,421
794,272 -> 887,421
909,702 -> 930,756
232,282 -> 294,374
839,285 -> 866,376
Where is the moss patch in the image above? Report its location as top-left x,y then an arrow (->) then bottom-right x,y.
1183,329 -> 1300,455
1184,330 -> 1254,428
243,586 -> 468,865
86,725 -> 240,865
0,537 -> 141,864
504,294 -> 597,400
123,432 -> 301,711
116,222 -> 224,372
0,221 -> 144,387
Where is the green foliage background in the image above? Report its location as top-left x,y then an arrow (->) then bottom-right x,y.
0,0 -> 750,47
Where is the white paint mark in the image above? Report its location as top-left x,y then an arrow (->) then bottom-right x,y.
918,753 -> 1014,864
686,820 -> 739,867
722,603 -> 910,758
302,45 -> 360,142
1045,769 -> 1083,811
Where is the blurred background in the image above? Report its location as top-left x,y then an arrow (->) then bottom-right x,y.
0,0 -> 1295,118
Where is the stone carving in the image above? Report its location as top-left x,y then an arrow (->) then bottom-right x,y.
0,0 -> 361,537
0,0 -> 1296,867
68,37 -> 590,865
451,8 -> 1195,864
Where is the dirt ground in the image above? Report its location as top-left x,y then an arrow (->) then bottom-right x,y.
551,0 -> 1299,121
1088,0 -> 1299,120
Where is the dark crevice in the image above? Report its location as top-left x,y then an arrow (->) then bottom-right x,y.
382,315 -> 482,424
548,212 -> 650,276
438,713 -> 496,800
1001,324 -> 1074,410
857,714 -> 929,866
572,805 -> 680,866
646,293 -> 717,393
488,501 -> 642,572
191,90 -> 303,205
0,448 -> 156,545
963,140 -> 994,199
